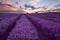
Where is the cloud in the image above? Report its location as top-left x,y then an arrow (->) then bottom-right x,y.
44,4 -> 60,12
0,0 -> 28,13
24,4 -> 35,9
47,4 -> 60,9
0,5 -> 19,11
0,1 -> 20,7
29,0 -> 40,5
0,0 -> 12,4
0,2 -> 19,11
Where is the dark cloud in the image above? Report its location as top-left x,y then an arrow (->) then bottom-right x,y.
0,2 -> 5,6
57,5 -> 60,6
0,2 -> 14,8
0,2 -> 19,11
24,4 -> 35,10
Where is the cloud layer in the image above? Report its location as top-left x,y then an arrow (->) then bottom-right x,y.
0,0 -> 60,13
29,0 -> 40,5
0,1 -> 19,11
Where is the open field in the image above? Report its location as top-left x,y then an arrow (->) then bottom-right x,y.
0,12 -> 60,40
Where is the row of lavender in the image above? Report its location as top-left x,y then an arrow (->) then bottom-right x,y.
28,13 -> 60,23
26,13 -> 60,40
7,15 -> 39,40
0,14 -> 22,40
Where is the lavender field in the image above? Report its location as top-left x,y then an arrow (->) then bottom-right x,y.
0,12 -> 60,40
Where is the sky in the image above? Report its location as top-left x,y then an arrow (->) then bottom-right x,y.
0,0 -> 60,13
0,0 -> 60,7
